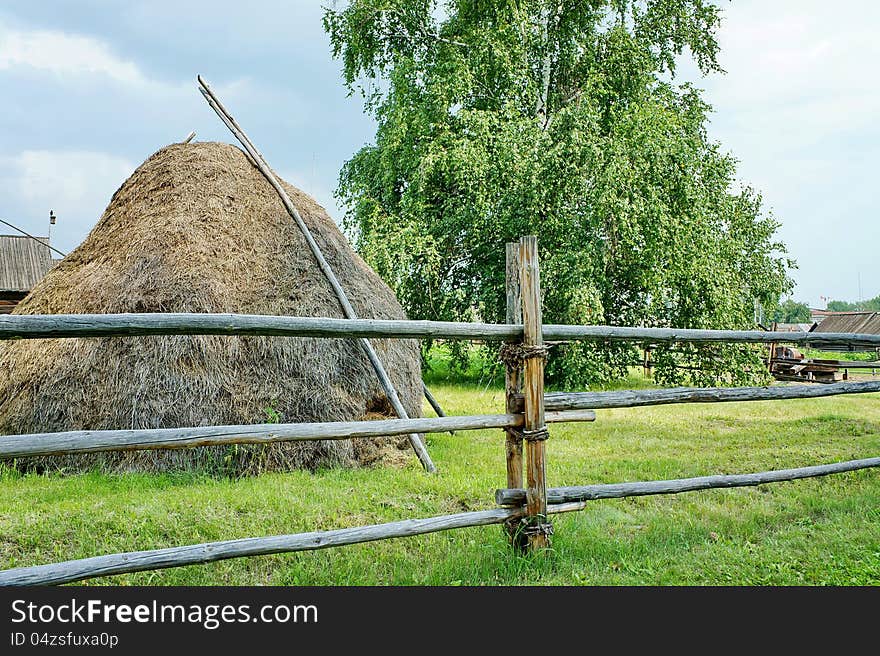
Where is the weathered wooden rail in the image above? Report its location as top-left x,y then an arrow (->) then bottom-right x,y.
3,312 -> 879,347
1,235 -> 878,585
513,379 -> 880,412
0,410 -> 596,459
495,457 -> 880,505
0,502 -> 588,586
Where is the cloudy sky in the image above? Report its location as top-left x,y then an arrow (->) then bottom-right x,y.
0,1 -> 877,309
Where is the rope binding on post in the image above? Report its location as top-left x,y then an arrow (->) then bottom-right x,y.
501,341 -> 553,444
498,342 -> 553,368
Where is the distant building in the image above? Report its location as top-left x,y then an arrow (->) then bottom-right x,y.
0,234 -> 54,313
809,311 -> 880,352
772,322 -> 817,333
809,308 -> 863,324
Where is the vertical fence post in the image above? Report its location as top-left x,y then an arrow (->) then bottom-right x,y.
504,242 -> 525,548
520,235 -> 551,550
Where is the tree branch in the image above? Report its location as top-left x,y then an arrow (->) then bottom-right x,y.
381,7 -> 467,49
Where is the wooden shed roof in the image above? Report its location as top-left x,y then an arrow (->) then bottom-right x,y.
0,235 -> 54,292
811,312 -> 880,336
808,311 -> 880,351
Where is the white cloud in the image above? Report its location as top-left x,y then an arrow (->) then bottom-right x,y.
0,26 -> 147,86
0,25 -> 320,253
0,150 -> 134,252
704,2 -> 880,145
674,1 -> 880,306
17,150 -> 132,210
0,24 -> 254,103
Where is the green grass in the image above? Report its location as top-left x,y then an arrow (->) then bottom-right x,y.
801,348 -> 879,363
1,376 -> 879,586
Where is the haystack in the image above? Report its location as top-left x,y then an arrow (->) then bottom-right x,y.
0,142 -> 422,474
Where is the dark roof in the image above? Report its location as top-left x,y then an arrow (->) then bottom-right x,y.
808,311 -> 880,351
811,309 -> 869,323
0,235 -> 54,292
811,312 -> 880,335
811,309 -> 855,315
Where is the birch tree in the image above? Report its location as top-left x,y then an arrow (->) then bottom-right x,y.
324,0 -> 794,386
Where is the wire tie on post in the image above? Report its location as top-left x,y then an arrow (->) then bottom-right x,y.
504,426 -> 549,442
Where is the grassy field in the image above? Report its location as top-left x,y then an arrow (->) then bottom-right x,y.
1,372 -> 878,586
801,348 -> 880,364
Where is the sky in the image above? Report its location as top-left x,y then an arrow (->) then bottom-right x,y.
0,1 -> 877,309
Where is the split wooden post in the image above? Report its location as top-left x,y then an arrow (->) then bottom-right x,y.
503,243 -> 525,547
520,236 -> 551,550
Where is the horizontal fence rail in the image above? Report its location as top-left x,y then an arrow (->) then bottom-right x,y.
2,313 -> 879,347
0,502 -> 587,586
0,313 -> 519,341
495,457 -> 880,505
0,410 -> 596,460
543,324 -> 880,347
514,380 -> 880,412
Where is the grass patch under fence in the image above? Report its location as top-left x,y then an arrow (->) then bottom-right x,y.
0,374 -> 878,585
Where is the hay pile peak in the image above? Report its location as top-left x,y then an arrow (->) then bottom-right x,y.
0,142 -> 422,474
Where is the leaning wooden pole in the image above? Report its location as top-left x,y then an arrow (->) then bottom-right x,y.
503,242 -> 525,547
422,382 -> 454,435
519,236 -> 551,550
197,75 -> 435,473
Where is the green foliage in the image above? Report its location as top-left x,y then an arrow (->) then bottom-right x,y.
325,0 -> 794,386
263,406 -> 283,424
827,295 -> 880,312
772,299 -> 812,324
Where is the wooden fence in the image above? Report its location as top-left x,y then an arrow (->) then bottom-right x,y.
0,236 -> 878,585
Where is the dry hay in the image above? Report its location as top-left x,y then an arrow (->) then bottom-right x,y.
0,142 -> 422,475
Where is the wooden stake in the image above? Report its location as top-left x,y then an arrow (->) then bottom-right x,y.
197,76 -> 435,473
520,236 -> 550,550
504,242 -> 525,547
